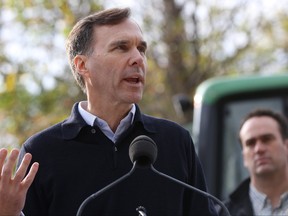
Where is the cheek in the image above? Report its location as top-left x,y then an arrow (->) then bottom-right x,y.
283,142 -> 288,154
242,150 -> 252,167
278,144 -> 288,159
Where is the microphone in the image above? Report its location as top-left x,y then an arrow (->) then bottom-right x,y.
129,135 -> 231,216
128,135 -> 158,168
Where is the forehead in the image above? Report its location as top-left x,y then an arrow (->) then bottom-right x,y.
240,116 -> 280,140
93,19 -> 144,44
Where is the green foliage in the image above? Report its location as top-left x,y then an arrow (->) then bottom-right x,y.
0,0 -> 97,147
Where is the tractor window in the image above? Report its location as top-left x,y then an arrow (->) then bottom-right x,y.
221,97 -> 283,199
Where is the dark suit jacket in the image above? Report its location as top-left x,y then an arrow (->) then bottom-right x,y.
222,178 -> 254,216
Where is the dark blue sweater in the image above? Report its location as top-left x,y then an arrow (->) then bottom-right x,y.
20,103 -> 217,216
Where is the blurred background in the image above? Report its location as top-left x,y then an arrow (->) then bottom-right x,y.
1,0 -> 288,149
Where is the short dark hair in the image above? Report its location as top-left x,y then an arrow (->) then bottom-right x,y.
66,7 -> 131,93
239,109 -> 288,140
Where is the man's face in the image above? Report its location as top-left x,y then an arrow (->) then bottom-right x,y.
240,116 -> 288,178
80,18 -> 147,106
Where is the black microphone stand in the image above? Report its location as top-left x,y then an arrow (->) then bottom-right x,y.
77,132 -> 230,216
76,162 -> 137,216
76,161 -> 230,216
150,165 -> 231,216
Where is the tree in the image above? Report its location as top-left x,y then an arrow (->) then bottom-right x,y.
0,0 -> 102,147
140,0 -> 288,123
1,0 -> 288,148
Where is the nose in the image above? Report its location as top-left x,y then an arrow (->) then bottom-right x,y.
254,141 -> 266,153
129,47 -> 146,67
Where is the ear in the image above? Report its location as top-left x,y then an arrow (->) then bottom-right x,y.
74,55 -> 89,77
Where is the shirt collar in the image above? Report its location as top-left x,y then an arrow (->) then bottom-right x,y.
249,184 -> 267,210
78,101 -> 136,126
250,185 -> 288,216
78,101 -> 95,126
78,101 -> 136,142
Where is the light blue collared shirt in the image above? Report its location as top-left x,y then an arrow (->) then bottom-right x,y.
250,184 -> 288,215
78,101 -> 136,143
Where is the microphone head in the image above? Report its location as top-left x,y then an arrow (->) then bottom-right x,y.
129,135 -> 158,168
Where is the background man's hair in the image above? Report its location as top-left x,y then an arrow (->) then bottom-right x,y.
239,108 -> 288,140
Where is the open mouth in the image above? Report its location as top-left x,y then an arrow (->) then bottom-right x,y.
125,77 -> 140,84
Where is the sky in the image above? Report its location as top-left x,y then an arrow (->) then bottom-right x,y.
104,0 -> 138,8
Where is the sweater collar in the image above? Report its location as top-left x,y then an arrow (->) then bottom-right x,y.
61,102 -> 156,140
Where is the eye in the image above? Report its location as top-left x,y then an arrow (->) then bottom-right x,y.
138,45 -> 147,54
245,139 -> 256,148
116,44 -> 128,51
261,134 -> 274,143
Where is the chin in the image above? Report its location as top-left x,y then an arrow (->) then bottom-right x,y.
256,167 -> 274,176
127,94 -> 142,103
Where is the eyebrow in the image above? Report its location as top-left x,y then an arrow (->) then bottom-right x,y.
245,133 -> 275,143
110,40 -> 128,47
109,39 -> 147,49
